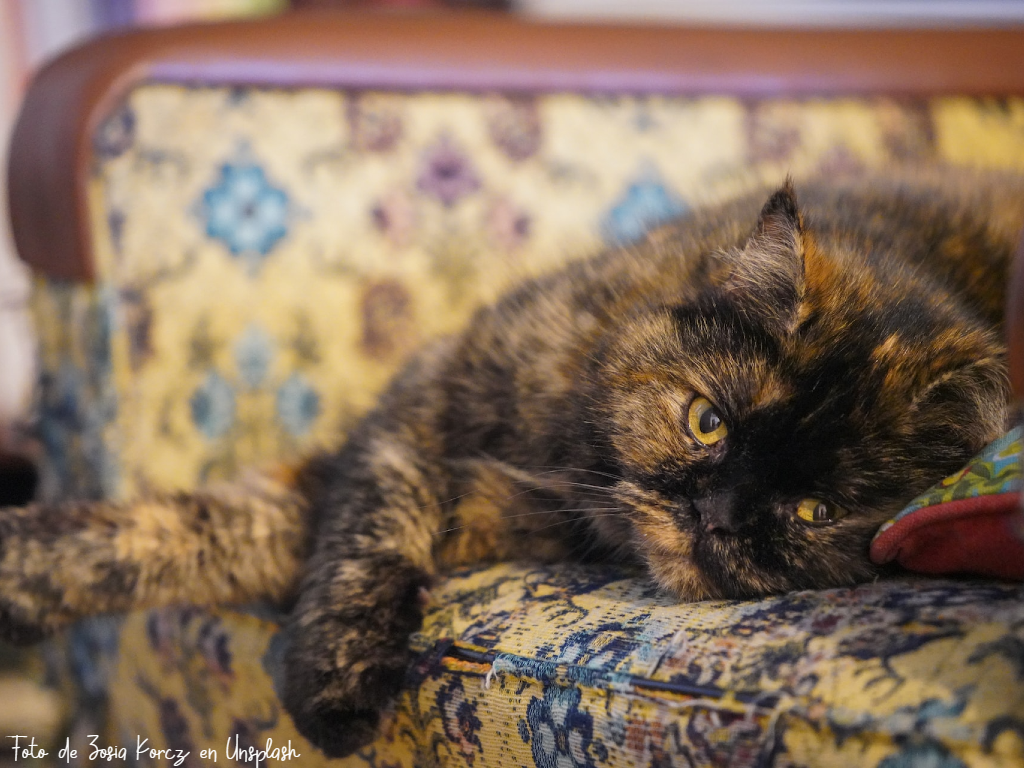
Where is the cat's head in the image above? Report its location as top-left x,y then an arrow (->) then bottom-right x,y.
595,181 -> 1009,599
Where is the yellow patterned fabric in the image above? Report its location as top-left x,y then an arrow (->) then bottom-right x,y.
31,88 -> 1024,767
96,566 -> 1024,768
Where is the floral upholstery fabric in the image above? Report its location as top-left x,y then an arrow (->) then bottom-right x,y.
91,566 -> 1024,768
30,86 -> 1024,766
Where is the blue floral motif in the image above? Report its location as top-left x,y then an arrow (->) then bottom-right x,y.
200,161 -> 289,261
523,685 -> 598,768
94,104 -> 136,158
67,617 -> 123,701
602,174 -> 688,245
40,361 -> 86,437
190,371 -> 235,439
276,373 -> 320,437
540,626 -> 639,673
876,740 -> 968,768
234,325 -> 274,390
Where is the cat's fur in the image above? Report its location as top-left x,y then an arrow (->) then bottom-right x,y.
0,172 -> 1021,756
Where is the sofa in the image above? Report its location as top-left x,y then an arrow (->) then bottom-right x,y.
8,11 -> 1024,767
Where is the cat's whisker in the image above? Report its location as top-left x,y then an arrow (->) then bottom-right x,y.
505,490 -> 615,505
451,457 -> 616,502
524,511 -> 627,535
505,482 -> 612,498
502,506 -> 621,520
514,478 -> 615,492
433,506 -> 626,537
465,454 -> 622,484
518,465 -> 624,482
433,524 -> 469,536
546,482 -> 617,495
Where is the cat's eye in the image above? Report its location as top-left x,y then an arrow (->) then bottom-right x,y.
796,498 -> 848,526
687,396 -> 728,445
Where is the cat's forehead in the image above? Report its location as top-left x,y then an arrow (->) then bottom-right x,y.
669,289 -> 949,419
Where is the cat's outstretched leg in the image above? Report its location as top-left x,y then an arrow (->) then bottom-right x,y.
278,385 -> 451,757
278,403 -> 596,755
0,466 -> 316,644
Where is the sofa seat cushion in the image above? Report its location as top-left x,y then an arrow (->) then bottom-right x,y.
77,564 -> 1024,767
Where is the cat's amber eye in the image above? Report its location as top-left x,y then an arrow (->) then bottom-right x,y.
687,396 -> 728,445
796,498 -> 848,526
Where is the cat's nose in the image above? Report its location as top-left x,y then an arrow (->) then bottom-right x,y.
693,492 -> 746,533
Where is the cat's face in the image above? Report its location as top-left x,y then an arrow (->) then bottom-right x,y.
595,183 -> 1009,600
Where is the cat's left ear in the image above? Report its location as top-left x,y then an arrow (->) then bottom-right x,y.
720,180 -> 806,334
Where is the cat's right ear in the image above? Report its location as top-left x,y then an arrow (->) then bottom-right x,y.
718,180 -> 806,334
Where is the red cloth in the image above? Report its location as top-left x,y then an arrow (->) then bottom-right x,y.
870,493 -> 1024,580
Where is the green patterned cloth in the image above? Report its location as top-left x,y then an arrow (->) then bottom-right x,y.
877,428 -> 1022,535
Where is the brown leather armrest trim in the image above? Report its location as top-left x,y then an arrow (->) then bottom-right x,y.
8,10 -> 1024,283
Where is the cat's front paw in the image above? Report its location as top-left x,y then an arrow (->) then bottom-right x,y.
283,662 -> 405,758
281,557 -> 430,757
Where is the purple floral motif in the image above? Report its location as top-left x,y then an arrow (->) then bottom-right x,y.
817,144 -> 865,176
437,678 -> 483,765
371,190 -> 418,247
360,279 -> 416,360
745,103 -> 802,164
196,615 -> 234,686
522,684 -> 599,768
417,134 -> 481,207
686,708 -> 764,767
146,609 -> 186,666
487,96 -> 542,162
486,196 -> 532,251
876,99 -> 936,162
156,697 -> 201,768
200,161 -> 290,261
348,93 -> 404,153
108,208 -> 126,255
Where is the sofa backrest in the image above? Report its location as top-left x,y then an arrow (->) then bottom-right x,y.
9,12 -> 1024,499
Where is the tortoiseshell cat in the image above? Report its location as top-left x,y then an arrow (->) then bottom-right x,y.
0,172 -> 1020,756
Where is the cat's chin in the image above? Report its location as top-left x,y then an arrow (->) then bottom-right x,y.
645,557 -> 715,602
646,555 -> 789,602
637,531 -> 793,602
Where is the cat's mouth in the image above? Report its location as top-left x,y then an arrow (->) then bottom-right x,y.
662,496 -> 820,599
612,480 -> 819,600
